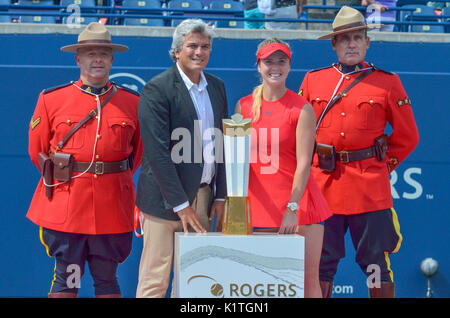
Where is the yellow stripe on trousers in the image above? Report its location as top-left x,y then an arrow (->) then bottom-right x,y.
384,208 -> 403,282
39,226 -> 57,293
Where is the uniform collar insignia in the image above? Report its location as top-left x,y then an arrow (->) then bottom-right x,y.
335,62 -> 364,74
81,84 -> 109,95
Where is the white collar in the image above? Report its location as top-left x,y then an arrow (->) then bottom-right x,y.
176,62 -> 208,91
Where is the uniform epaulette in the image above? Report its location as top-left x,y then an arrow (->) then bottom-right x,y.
113,82 -> 140,96
368,63 -> 395,75
42,82 -> 73,94
308,65 -> 334,73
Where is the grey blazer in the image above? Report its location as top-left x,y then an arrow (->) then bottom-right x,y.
136,64 -> 228,221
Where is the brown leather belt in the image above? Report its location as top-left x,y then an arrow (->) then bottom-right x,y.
337,146 -> 376,163
73,159 -> 129,175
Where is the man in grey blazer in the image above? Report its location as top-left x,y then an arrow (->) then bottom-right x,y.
135,19 -> 229,298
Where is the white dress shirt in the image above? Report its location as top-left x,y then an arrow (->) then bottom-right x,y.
173,63 -> 216,213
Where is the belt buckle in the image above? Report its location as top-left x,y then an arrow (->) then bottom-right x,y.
94,161 -> 105,175
339,151 -> 350,163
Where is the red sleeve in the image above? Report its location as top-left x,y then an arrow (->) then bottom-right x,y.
28,92 -> 51,171
385,74 -> 419,171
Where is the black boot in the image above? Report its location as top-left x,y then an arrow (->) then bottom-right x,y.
369,282 -> 395,298
319,281 -> 333,298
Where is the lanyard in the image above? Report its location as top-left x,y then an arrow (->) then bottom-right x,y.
43,84 -> 116,187
315,66 -> 373,131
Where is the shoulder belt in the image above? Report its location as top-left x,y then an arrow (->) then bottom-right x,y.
368,63 -> 394,75
308,65 -> 334,73
42,82 -> 73,94
113,82 -> 140,96
316,68 -> 374,130
56,85 -> 117,151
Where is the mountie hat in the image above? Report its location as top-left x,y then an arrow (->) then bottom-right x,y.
61,22 -> 129,53
318,6 -> 383,40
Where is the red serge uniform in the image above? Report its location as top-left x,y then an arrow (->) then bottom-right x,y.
27,79 -> 143,234
299,62 -> 419,215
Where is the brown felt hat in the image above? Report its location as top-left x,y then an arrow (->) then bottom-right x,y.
61,22 -> 128,53
318,6 -> 383,40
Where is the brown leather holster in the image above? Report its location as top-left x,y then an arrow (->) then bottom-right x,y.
374,134 -> 388,161
316,134 -> 388,172
50,152 -> 74,182
38,152 -> 54,199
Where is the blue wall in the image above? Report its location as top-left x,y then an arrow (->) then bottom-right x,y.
0,33 -> 448,298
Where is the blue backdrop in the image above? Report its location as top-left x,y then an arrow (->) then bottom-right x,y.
0,32 -> 448,298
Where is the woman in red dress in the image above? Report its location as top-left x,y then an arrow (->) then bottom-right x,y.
235,38 -> 332,297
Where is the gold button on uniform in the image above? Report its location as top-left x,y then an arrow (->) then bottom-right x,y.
369,100 -> 374,104
95,154 -> 100,159
97,134 -> 101,139
341,112 -> 346,117
340,132 -> 345,137
93,174 -> 98,179
345,76 -> 350,80
122,122 -> 126,127
342,93 -> 347,97
67,119 -> 71,124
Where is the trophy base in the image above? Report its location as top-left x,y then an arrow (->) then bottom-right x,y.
222,196 -> 252,235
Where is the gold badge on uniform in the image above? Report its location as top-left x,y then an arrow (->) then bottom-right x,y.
31,116 -> 41,130
398,96 -> 411,107
389,157 -> 399,166
298,89 -> 303,96
387,157 -> 399,172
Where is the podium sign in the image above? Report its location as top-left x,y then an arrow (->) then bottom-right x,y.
173,233 -> 305,298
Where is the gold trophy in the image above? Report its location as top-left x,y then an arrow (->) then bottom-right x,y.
222,113 -> 252,235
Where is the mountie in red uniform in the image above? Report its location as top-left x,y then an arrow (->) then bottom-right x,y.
300,61 -> 419,296
27,79 -> 143,235
299,62 -> 419,215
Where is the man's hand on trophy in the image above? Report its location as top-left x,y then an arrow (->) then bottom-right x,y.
278,209 -> 298,234
209,200 -> 225,232
177,206 -> 207,234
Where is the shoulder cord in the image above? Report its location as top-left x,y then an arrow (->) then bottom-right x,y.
315,66 -> 373,131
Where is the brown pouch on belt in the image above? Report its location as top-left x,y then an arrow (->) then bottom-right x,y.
38,152 -> 54,199
52,152 -> 74,182
316,143 -> 336,172
374,134 -> 388,161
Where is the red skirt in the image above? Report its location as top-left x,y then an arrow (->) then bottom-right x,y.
298,175 -> 333,225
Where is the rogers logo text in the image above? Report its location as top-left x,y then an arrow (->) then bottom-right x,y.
390,167 -> 423,200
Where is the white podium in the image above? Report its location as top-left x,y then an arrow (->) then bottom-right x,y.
173,233 -> 305,298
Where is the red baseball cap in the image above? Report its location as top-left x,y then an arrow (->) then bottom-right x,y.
256,43 -> 292,64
